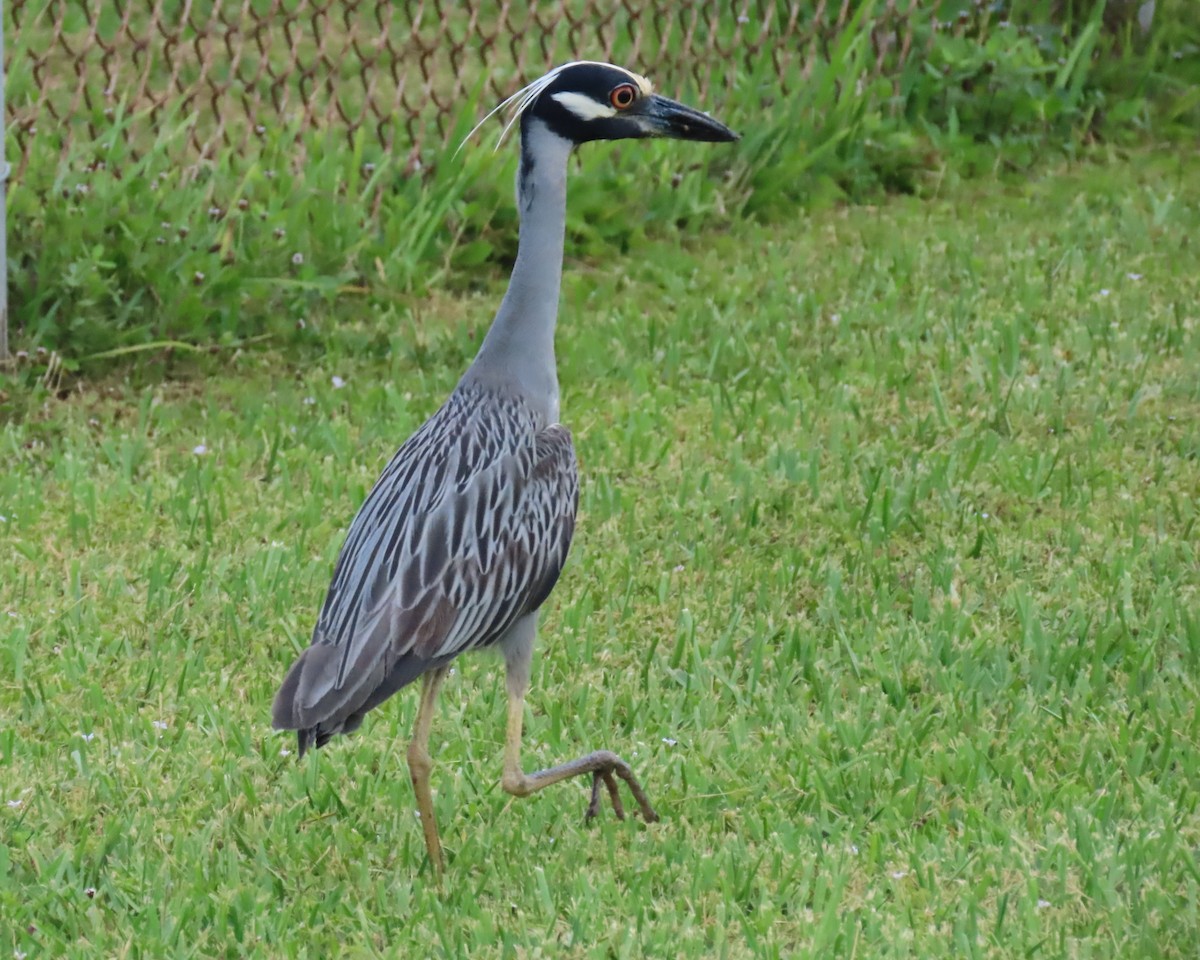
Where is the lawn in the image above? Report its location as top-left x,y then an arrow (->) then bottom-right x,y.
2,153 -> 1198,958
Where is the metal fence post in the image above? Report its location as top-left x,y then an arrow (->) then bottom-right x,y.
0,0 -> 8,364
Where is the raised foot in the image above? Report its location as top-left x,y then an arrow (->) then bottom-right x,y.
582,750 -> 660,824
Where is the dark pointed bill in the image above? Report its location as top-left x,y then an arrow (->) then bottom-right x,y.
641,94 -> 739,142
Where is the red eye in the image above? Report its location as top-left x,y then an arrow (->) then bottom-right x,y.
610,83 -> 637,109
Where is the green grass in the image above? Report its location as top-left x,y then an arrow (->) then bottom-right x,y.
2,152 -> 1199,958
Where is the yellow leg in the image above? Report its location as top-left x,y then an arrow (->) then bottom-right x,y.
407,666 -> 449,878
500,677 -> 659,823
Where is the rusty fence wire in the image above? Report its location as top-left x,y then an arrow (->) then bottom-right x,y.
4,0 -> 936,181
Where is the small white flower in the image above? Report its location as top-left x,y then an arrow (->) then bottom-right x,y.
661,737 -> 678,747
331,375 -> 346,389
291,252 -> 305,266
152,720 -> 168,731
1099,289 -> 1111,297
1037,899 -> 1051,909
192,444 -> 207,456
6,799 -> 23,809
981,511 -> 990,519
891,870 -> 908,879
1127,272 -> 1142,281
279,748 -> 291,757
850,844 -> 859,854
303,396 -> 316,406
673,564 -> 685,572
16,950 -> 28,959
80,733 -> 95,743
0,515 -> 7,522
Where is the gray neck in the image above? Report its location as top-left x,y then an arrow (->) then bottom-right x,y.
461,118 -> 573,423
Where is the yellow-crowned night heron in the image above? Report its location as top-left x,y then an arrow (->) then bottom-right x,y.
272,61 -> 737,875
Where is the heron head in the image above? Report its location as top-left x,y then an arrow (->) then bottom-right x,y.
526,62 -> 738,145
462,61 -> 738,153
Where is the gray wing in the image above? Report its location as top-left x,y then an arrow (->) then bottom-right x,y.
272,387 -> 578,747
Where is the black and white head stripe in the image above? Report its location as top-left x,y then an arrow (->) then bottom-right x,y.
458,61 -> 653,153
550,89 -> 623,122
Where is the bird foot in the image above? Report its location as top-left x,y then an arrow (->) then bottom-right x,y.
583,751 -> 660,824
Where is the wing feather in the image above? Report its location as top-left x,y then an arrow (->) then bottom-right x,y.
272,386 -> 578,745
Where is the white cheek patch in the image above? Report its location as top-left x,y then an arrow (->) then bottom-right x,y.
551,90 -> 618,121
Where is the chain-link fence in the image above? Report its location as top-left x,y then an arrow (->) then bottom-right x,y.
6,0 -> 935,180
4,0 -> 953,362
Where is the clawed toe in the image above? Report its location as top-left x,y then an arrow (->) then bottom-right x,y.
587,771 -> 604,820
585,769 -> 625,821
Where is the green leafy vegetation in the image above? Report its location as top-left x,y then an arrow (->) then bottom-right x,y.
4,0 -> 1196,361
2,155 -> 1197,957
